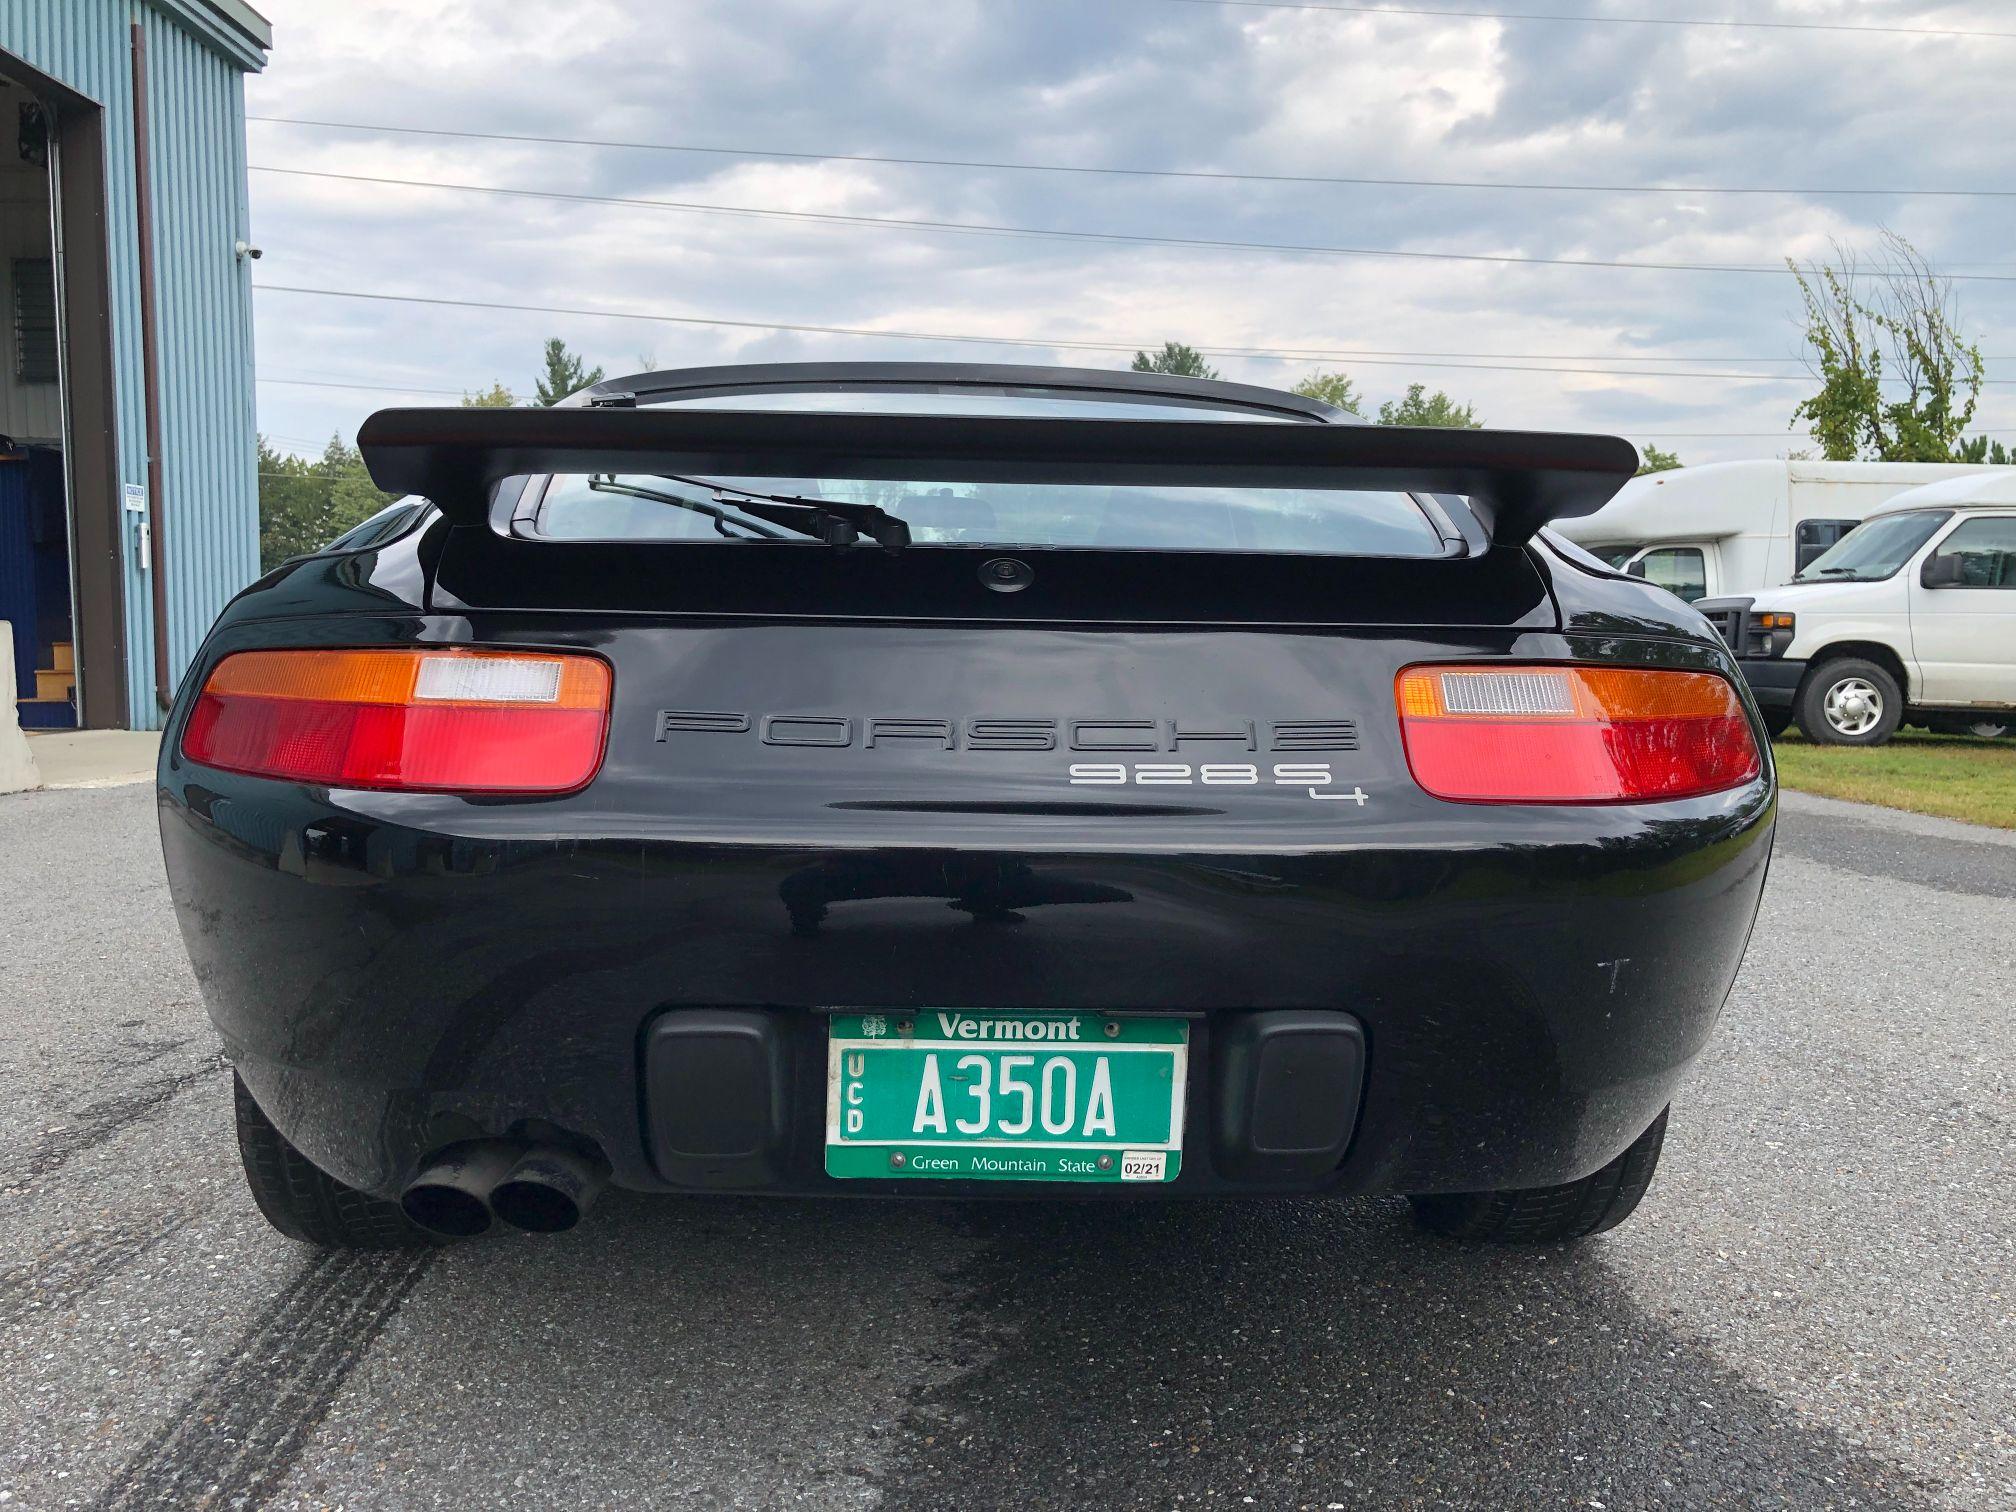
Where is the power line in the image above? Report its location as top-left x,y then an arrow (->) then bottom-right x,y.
249,285 -> 2016,383
248,165 -> 2016,283
261,375 -> 469,396
1116,0 -> 2016,41
244,114 -> 2016,201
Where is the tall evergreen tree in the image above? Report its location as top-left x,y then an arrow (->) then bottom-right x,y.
535,338 -> 606,406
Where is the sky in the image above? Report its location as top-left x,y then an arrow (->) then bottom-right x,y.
243,0 -> 2016,465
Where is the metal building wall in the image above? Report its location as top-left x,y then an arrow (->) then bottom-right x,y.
0,0 -> 263,729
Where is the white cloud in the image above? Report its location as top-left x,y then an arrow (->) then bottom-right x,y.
246,0 -> 2015,461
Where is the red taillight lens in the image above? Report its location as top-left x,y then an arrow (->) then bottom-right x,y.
182,649 -> 612,794
1396,664 -> 1761,804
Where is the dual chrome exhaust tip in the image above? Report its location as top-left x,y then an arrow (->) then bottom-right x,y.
400,1143 -> 609,1240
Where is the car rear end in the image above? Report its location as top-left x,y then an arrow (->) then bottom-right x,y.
157,368 -> 1773,1239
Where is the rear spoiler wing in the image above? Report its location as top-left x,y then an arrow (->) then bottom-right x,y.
357,407 -> 1638,548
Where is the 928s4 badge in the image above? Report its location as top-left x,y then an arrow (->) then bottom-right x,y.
1067,762 -> 1369,803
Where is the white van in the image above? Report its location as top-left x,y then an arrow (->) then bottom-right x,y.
1555,460 -> 1990,603
1694,473 -> 2016,744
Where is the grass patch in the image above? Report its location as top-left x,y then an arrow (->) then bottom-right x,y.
1772,727 -> 2016,829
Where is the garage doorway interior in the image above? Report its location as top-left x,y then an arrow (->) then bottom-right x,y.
0,53 -> 125,730
0,76 -> 74,727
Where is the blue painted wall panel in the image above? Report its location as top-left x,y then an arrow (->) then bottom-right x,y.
0,0 -> 263,728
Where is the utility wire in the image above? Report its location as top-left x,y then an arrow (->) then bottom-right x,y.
261,375 -> 469,396
244,114 -> 2016,201
249,287 -> 2016,383
248,165 -> 2016,282
1113,0 -> 2016,41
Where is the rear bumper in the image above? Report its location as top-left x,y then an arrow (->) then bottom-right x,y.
1735,656 -> 1807,711
160,772 -> 1775,1202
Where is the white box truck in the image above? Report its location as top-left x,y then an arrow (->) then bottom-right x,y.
1554,460 -> 1990,604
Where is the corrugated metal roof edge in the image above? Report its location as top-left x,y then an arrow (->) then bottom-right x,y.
148,0 -> 271,71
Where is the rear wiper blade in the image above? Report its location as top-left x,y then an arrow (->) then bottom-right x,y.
659,473 -> 911,553
587,476 -> 790,541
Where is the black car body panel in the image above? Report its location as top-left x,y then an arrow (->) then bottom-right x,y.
158,364 -> 1774,1207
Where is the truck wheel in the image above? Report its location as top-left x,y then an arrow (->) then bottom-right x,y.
1409,1109 -> 1667,1243
1797,658 -> 1902,746
1931,716 -> 2009,739
234,1074 -> 436,1249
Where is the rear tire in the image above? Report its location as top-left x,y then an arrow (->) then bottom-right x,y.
1797,658 -> 1902,746
1409,1108 -> 1668,1243
234,1074 -> 435,1249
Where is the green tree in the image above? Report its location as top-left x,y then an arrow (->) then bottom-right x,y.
1129,341 -> 1220,380
1636,444 -> 1683,474
461,381 -> 516,408
1956,436 -> 2012,466
256,435 -> 400,572
1789,230 -> 1983,461
1291,371 -> 1364,415
1377,384 -> 1481,428
535,338 -> 606,406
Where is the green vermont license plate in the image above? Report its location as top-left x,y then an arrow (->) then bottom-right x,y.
825,1011 -> 1188,1182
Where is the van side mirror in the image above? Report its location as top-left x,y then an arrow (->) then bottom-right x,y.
1920,552 -> 1966,589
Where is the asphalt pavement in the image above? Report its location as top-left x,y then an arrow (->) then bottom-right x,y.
0,783 -> 2009,1510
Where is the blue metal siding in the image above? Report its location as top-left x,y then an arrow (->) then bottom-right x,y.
0,0 -> 263,728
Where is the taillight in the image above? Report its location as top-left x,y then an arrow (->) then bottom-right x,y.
181,648 -> 611,794
1396,664 -> 1760,804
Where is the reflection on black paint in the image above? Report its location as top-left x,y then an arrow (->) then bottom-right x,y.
778,852 -> 1133,935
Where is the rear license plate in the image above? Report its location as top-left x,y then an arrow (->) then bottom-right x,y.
825,1011 -> 1187,1182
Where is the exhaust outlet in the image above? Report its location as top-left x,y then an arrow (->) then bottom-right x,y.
490,1148 -> 610,1234
400,1142 -> 519,1238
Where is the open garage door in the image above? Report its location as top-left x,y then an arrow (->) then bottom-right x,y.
0,53 -> 127,729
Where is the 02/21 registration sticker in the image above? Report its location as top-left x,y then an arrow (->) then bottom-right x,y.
824,1011 -> 1187,1182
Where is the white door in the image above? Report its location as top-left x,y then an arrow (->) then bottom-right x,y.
1908,514 -> 2016,705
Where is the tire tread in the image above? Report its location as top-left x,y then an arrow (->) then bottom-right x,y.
233,1075 -> 434,1250
1409,1109 -> 1668,1244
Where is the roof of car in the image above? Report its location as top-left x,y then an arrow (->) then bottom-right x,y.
1865,469 -> 2016,515
572,361 -> 1352,424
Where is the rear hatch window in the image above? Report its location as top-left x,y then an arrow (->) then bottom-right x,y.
534,473 -> 1447,558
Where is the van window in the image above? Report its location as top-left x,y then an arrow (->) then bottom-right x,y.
1798,510 -> 1952,583
1629,546 -> 1708,602
1794,518 -> 1859,574
1925,516 -> 2016,588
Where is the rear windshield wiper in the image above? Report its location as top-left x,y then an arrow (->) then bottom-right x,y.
660,474 -> 912,553
587,476 -> 790,541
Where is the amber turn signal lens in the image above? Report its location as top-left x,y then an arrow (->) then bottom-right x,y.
1395,664 -> 1761,804
182,648 -> 612,794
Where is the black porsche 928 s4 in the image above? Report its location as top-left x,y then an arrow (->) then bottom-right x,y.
157,363 -> 1773,1248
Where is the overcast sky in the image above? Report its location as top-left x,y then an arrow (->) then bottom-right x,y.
244,0 -> 2014,464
